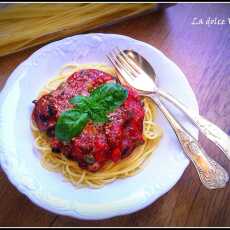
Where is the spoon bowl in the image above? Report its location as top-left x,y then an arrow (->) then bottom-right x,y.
124,49 -> 158,84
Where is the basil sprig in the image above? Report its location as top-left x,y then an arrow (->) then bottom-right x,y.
55,83 -> 128,141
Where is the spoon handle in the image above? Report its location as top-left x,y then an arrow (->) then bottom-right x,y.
157,89 -> 230,161
149,95 -> 229,189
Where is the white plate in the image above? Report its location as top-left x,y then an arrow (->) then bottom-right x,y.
0,33 -> 198,220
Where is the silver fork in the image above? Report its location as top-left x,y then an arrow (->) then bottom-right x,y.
108,48 -> 230,162
107,49 -> 229,189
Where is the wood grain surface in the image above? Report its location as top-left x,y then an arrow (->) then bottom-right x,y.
0,3 -> 230,227
0,3 -> 157,57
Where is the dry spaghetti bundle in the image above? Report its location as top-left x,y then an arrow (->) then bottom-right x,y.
0,3 -> 156,57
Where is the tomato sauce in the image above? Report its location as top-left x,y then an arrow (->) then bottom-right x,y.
32,69 -> 145,172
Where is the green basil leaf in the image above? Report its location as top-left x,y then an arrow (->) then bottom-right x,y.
55,109 -> 89,141
69,95 -> 90,111
69,95 -> 86,105
56,83 -> 128,141
90,83 -> 128,112
90,110 -> 108,123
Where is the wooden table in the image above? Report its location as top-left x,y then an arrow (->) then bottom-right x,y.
0,3 -> 229,227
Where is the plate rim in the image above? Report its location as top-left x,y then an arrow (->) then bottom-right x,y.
0,33 -> 198,220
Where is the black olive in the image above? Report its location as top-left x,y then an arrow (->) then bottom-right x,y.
79,70 -> 86,77
39,114 -> 48,122
84,154 -> 96,165
136,139 -> 145,146
47,105 -> 56,116
121,147 -> 131,158
32,100 -> 37,104
140,99 -> 145,107
78,161 -> 87,169
52,147 -> 61,153
46,127 -> 55,137
66,154 -> 74,160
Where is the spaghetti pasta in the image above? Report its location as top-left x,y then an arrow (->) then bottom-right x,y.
0,3 -> 156,57
31,64 -> 163,188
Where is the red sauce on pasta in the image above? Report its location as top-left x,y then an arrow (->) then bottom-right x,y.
32,69 -> 145,172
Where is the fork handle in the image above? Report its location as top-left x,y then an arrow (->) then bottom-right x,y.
156,89 -> 230,161
148,95 -> 229,189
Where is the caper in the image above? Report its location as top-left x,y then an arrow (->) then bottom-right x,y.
84,154 -> 96,165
